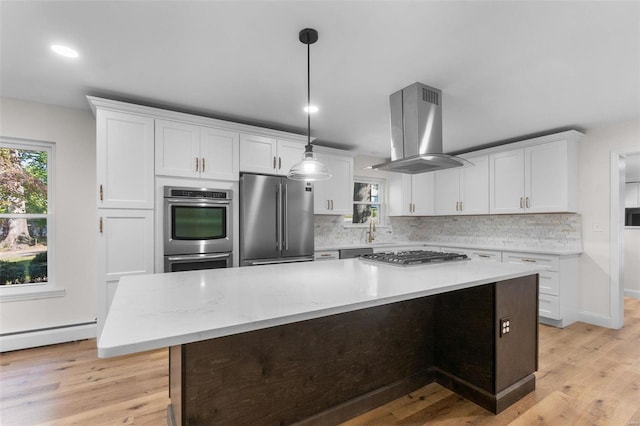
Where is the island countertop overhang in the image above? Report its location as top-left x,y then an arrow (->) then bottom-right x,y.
98,258 -> 543,358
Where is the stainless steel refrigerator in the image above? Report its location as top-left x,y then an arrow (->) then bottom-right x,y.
239,173 -> 314,266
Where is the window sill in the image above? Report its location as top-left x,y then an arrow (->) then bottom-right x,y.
0,284 -> 65,303
342,223 -> 389,229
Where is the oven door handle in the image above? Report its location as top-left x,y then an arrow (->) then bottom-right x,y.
165,198 -> 230,205
166,253 -> 231,262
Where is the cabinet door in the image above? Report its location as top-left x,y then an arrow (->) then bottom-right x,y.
239,133 -> 277,174
626,183 -> 640,208
313,152 -> 331,214
96,109 -> 154,209
489,149 -> 524,214
461,155 -> 489,215
96,209 -> 154,337
155,119 -> 200,178
411,173 -> 435,215
388,173 -> 412,216
276,139 -> 305,176
525,141 -> 571,212
200,127 -> 239,181
326,155 -> 353,214
434,168 -> 460,215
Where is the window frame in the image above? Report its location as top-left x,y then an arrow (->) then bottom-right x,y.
0,136 -> 62,302
343,176 -> 387,228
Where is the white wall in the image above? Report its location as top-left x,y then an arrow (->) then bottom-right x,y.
0,98 -> 97,339
577,117 -> 640,324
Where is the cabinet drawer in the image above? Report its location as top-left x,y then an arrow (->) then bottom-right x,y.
469,249 -> 501,262
539,270 -> 560,296
314,250 -> 339,261
503,252 -> 559,270
539,293 -> 561,320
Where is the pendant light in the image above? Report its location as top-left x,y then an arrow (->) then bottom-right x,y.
288,28 -> 332,182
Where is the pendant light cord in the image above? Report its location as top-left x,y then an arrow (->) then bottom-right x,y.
307,40 -> 311,148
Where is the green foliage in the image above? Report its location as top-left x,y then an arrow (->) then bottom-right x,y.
29,251 -> 48,282
0,260 -> 27,285
0,147 -> 48,214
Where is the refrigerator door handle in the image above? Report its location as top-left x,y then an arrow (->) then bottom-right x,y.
276,183 -> 283,251
282,183 -> 288,251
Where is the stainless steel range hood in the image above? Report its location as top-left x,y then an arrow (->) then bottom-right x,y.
373,82 -> 471,174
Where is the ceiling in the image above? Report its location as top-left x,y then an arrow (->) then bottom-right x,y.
1,1 -> 639,157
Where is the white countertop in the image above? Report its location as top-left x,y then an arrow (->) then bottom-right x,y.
316,241 -> 582,256
98,259 -> 542,358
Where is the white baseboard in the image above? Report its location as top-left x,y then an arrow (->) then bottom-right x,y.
624,289 -> 640,299
0,322 -> 97,352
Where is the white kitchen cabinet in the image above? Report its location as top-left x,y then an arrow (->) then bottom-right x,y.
239,134 -> 305,176
441,246 -> 501,262
490,138 -> 577,214
434,155 -> 489,215
314,153 -> 354,214
388,173 -> 434,216
96,109 -> 155,209
155,119 -> 239,181
502,251 -> 578,328
96,209 -> 154,338
625,182 -> 640,207
314,250 -> 339,261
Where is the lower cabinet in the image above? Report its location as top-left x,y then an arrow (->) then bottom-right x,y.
96,209 -> 154,338
502,252 -> 578,328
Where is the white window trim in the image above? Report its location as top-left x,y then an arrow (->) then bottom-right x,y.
0,136 -> 62,302
343,176 -> 388,228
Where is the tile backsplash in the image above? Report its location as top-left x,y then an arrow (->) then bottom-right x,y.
314,214 -> 582,251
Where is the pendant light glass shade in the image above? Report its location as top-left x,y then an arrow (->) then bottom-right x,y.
288,28 -> 331,182
288,145 -> 332,181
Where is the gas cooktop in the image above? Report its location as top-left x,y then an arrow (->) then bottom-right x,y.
359,250 -> 469,266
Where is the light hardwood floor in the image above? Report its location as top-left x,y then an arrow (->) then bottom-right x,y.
1,298 -> 639,425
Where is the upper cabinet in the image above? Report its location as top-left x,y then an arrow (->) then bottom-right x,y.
314,152 -> 354,215
155,119 -> 239,181
239,134 -> 305,176
489,135 -> 578,214
626,182 -> 640,208
388,173 -> 435,216
434,155 -> 489,216
96,109 -> 155,209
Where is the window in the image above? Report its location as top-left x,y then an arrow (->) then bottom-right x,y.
0,138 -> 54,287
344,178 -> 386,226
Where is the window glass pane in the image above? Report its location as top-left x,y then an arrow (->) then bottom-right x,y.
371,184 -> 379,203
0,148 -> 48,214
353,182 -> 372,202
352,205 -> 372,224
0,218 -> 48,285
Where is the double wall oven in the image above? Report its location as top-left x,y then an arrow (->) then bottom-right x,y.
163,186 -> 232,272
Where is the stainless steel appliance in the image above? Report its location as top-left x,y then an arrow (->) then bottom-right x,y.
339,247 -> 373,259
163,186 -> 233,272
240,173 -> 314,266
626,207 -> 640,226
360,250 -> 469,266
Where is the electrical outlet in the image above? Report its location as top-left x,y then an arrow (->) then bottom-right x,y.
500,317 -> 511,337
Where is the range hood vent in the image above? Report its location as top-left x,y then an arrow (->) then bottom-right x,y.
373,82 -> 471,174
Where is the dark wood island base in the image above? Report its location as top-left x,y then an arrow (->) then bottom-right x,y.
168,275 -> 538,425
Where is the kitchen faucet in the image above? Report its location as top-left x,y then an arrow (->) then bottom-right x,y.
366,218 -> 376,243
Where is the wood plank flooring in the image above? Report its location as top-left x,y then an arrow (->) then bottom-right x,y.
1,297 -> 639,425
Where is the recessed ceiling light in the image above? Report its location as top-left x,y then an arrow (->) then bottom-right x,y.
303,105 -> 319,113
51,44 -> 79,58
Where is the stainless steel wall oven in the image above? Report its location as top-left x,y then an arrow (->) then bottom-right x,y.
163,186 -> 233,272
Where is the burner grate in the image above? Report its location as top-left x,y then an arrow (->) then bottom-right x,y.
360,250 -> 469,266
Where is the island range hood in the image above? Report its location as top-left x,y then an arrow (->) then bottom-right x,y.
373,82 -> 471,174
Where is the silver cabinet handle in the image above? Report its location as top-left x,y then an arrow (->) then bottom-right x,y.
331,200 -> 334,210
327,200 -> 331,210
460,201 -> 463,211
525,197 -> 530,208
202,157 -> 205,173
195,157 -> 199,172
520,197 -> 524,208
99,184 -> 103,202
522,258 -> 537,263
278,157 -> 282,170
478,254 -> 491,258
167,253 -> 231,261
273,156 -> 277,169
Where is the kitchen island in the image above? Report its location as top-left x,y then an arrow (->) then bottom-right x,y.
99,258 -> 542,425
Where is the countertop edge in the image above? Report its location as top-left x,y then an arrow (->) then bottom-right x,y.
97,266 -> 542,358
